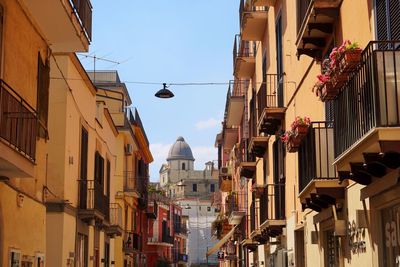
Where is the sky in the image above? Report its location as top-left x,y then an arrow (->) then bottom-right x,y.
83,1 -> 240,181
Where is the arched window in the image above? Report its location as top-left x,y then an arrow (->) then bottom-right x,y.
182,162 -> 186,170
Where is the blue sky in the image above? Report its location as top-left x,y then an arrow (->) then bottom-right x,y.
83,1 -> 240,181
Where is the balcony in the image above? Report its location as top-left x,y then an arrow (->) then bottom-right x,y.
20,0 -> 92,52
252,0 -> 275,6
222,126 -> 239,152
259,184 -> 286,239
147,236 -> 174,247
239,0 -> 269,41
257,74 -> 286,136
238,141 -> 256,179
296,0 -> 342,59
123,171 -> 140,197
106,203 -> 123,236
226,193 -> 246,225
174,224 -> 188,238
219,166 -> 233,192
333,41 -> 400,185
123,232 -> 141,253
146,200 -> 158,220
225,80 -> 247,128
233,35 -> 255,78
298,122 -> 346,212
78,180 -> 110,222
0,80 -> 37,178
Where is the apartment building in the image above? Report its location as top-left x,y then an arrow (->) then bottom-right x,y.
146,192 -> 189,267
0,0 -> 91,266
212,0 -> 400,267
88,71 -> 153,267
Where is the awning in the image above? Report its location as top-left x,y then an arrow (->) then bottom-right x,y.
206,225 -> 238,257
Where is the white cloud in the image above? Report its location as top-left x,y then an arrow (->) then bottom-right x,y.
192,146 -> 218,169
149,143 -> 171,181
195,118 -> 220,130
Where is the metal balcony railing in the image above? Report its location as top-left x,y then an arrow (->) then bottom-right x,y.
298,122 -> 336,192
0,79 -> 37,161
296,0 -> 312,34
123,231 -> 141,252
78,180 -> 110,219
162,233 -> 174,244
239,0 -> 268,27
109,203 -> 122,227
334,41 -> 400,157
257,74 -> 284,118
233,34 -> 255,67
259,184 -> 285,222
70,0 -> 93,41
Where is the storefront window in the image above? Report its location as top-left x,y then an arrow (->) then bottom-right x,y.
381,203 -> 400,266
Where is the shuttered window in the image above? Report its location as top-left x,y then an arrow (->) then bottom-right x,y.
80,127 -> 88,180
37,53 -> 50,138
376,0 -> 400,42
94,151 -> 104,185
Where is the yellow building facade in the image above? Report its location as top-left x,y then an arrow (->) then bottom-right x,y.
213,0 -> 400,267
0,0 -> 91,266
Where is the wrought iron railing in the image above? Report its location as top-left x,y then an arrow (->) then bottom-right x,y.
0,79 -> 37,161
109,203 -> 122,227
334,40 -> 400,157
78,179 -> 110,219
296,0 -> 312,35
233,34 -> 255,69
70,0 -> 93,41
239,0 -> 268,27
259,184 -> 285,222
298,121 -> 336,192
123,231 -> 141,252
257,74 -> 284,118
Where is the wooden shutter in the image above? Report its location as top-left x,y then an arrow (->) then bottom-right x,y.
376,0 -> 400,41
80,127 -> 88,180
37,53 -> 50,138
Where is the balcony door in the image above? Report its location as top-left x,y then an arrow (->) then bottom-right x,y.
273,140 -> 285,220
79,127 -> 88,209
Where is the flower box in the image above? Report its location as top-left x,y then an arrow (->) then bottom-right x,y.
340,49 -> 362,73
295,124 -> 309,137
286,136 -> 302,153
331,72 -> 348,90
320,82 -> 339,102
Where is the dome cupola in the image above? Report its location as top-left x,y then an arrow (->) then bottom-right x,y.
167,136 -> 195,161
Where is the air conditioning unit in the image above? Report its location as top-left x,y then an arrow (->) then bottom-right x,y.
125,144 -> 133,155
220,166 -> 232,177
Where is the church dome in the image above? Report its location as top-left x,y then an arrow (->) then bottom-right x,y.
167,136 -> 195,161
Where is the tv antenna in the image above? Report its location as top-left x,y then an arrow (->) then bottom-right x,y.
77,53 -> 121,83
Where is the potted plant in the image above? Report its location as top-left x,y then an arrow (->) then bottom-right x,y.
291,116 -> 311,137
339,40 -> 362,72
280,130 -> 301,152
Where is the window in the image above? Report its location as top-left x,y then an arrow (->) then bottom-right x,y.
276,14 -> 284,108
106,159 -> 110,197
37,52 -> 50,138
94,151 -> 104,185
76,234 -> 88,267
376,0 -> 400,42
192,183 -> 197,192
182,162 -> 186,170
10,250 -> 21,267
80,127 -> 88,180
210,184 -> 215,192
